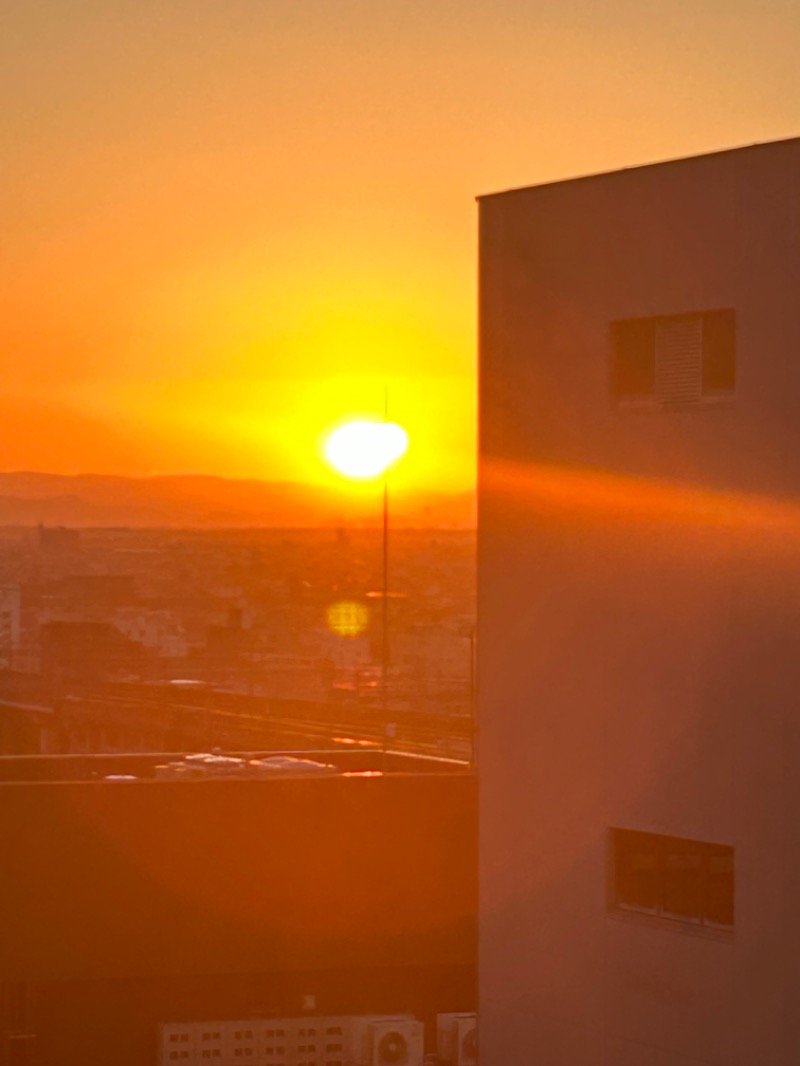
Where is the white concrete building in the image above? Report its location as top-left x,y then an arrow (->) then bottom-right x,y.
478,137 -> 800,1065
112,607 -> 188,658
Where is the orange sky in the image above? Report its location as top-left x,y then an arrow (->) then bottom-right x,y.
4,0 -> 800,494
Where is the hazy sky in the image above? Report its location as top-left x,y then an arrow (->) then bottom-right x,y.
5,0 -> 800,491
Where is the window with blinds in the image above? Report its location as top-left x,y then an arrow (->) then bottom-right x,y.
611,309 -> 735,404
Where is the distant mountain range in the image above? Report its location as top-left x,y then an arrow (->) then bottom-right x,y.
0,472 -> 476,529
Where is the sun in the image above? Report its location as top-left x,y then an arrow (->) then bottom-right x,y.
324,420 -> 409,479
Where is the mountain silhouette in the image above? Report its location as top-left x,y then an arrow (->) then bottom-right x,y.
0,472 -> 475,529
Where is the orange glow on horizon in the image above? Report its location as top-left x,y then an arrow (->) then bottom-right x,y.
5,3 -> 795,491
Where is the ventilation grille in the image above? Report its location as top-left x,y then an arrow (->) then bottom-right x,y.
612,308 -> 735,406
655,314 -> 703,404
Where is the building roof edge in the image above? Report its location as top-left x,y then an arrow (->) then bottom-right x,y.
475,133 -> 800,201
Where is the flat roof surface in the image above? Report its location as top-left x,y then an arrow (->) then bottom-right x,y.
0,748 -> 469,783
477,133 -> 800,201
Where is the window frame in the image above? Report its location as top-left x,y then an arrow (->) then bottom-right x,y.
608,827 -> 734,936
610,308 -> 736,407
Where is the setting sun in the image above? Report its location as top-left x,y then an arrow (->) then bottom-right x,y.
324,420 -> 409,479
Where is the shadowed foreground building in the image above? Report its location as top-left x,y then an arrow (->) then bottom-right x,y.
478,137 -> 800,1065
0,753 -> 476,1065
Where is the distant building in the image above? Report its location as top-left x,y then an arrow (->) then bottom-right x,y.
57,573 -> 137,615
479,137 -> 800,1066
40,619 -> 145,685
113,607 -> 189,659
36,524 -> 80,554
0,586 -> 21,668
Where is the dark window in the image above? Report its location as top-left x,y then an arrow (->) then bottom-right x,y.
611,309 -> 735,403
663,841 -> 703,920
702,309 -> 736,392
706,844 -> 735,926
614,829 -> 660,912
612,317 -> 656,398
610,828 -> 734,930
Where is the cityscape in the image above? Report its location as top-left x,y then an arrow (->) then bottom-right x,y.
6,1 -> 800,1064
0,524 -> 475,760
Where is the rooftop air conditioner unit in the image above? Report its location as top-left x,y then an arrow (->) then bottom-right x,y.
436,1013 -> 477,1066
350,1017 -> 423,1066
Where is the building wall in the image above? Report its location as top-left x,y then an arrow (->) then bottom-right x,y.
0,773 -> 476,984
0,772 -> 476,1063
478,138 -> 800,1066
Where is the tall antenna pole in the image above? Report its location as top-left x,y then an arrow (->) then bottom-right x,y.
381,387 -> 390,729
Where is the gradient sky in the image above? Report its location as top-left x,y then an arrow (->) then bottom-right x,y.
5,0 -> 800,493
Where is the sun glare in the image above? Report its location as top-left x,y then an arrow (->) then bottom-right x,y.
324,420 -> 409,479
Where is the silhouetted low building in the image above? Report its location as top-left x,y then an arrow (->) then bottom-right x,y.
40,621 -> 146,685
0,756 -> 476,1065
37,525 -> 81,554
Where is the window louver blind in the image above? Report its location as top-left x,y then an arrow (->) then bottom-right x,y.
655,314 -> 703,404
